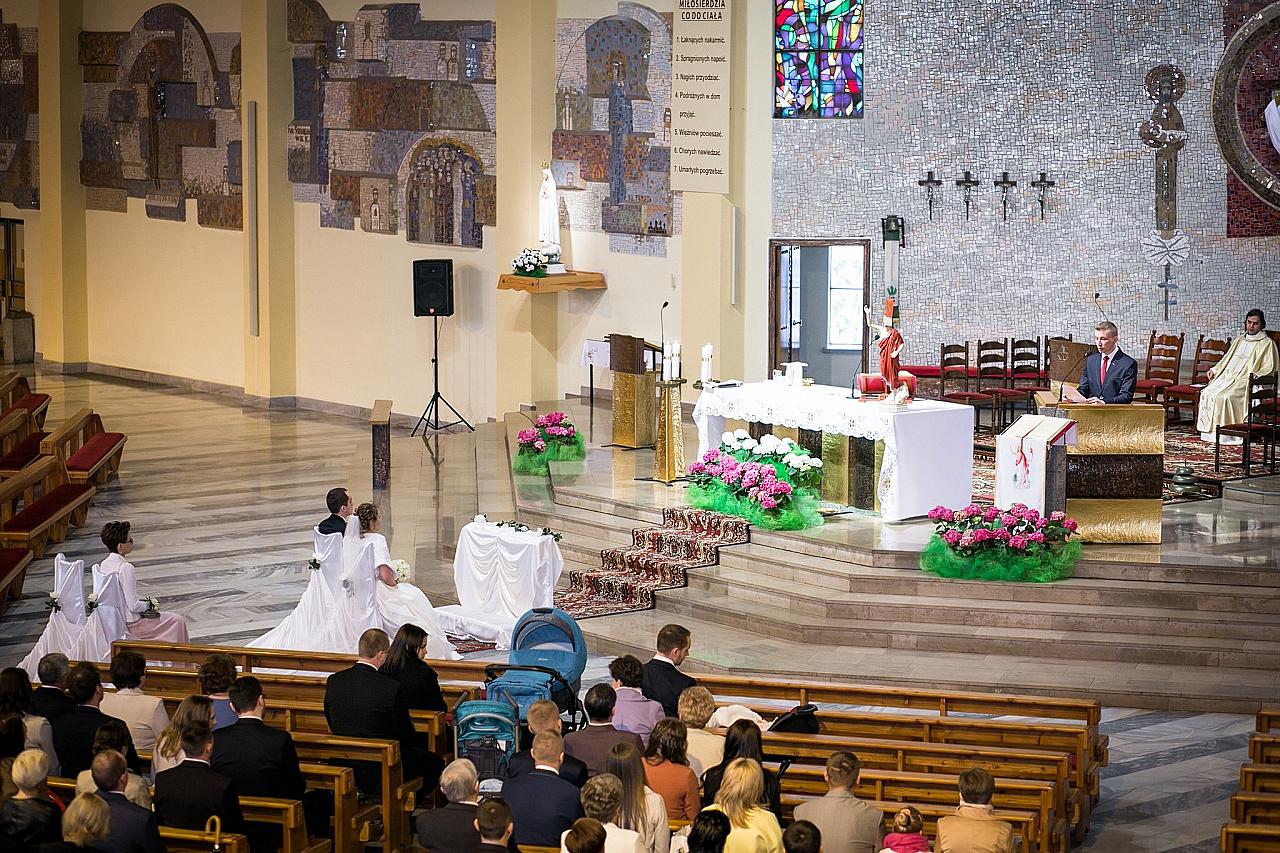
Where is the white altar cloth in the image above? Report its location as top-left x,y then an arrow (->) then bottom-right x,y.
692,382 -> 974,521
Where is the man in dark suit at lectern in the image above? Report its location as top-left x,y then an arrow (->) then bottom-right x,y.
1077,321 -> 1138,405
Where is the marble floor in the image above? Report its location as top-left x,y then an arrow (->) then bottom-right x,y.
0,373 -> 1266,851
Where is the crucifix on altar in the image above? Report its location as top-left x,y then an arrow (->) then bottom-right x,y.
955,170 -> 980,219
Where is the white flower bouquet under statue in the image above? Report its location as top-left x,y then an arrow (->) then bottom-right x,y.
511,247 -> 547,278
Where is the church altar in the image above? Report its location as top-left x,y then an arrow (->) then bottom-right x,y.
693,383 -> 974,521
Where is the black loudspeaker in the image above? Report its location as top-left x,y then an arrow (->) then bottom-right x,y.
413,259 -> 454,317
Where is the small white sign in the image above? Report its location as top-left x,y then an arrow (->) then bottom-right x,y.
581,339 -> 610,369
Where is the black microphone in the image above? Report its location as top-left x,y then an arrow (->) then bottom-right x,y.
660,301 -> 670,347
1093,291 -> 1109,322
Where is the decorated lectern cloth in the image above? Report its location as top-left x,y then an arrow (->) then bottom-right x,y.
1196,332 -> 1279,436
994,415 -> 1077,515
693,383 -> 974,521
437,519 -> 564,648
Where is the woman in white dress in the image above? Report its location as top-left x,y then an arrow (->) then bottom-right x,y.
351,503 -> 459,660
99,522 -> 189,644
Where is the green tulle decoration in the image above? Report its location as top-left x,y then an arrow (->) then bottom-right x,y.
686,483 -> 823,530
919,535 -> 1081,583
513,433 -> 586,476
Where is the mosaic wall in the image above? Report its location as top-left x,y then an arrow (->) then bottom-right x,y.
1224,0 -> 1280,237
554,2 -> 680,257
772,0 -> 1280,364
286,0 -> 496,248
80,5 -> 242,229
0,11 -> 36,210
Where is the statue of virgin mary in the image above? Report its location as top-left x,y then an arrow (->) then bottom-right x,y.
538,168 -> 561,258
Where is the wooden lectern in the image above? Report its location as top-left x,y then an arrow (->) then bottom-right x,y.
1046,337 -> 1094,397
607,334 -> 658,448
1036,393 -> 1164,543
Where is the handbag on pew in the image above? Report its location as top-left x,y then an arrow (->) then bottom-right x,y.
767,703 -> 821,734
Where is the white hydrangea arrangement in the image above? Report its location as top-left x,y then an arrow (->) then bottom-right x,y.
718,429 -> 823,488
511,247 -> 547,277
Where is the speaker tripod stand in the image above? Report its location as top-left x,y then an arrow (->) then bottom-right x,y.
411,314 -> 474,437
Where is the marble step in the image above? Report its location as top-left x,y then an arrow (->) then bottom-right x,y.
687,564 -> 1280,640
652,586 -> 1280,670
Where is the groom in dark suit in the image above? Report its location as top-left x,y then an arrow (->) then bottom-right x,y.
1077,321 -> 1137,405
318,487 -> 352,535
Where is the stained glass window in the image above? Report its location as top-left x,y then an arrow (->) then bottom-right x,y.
775,0 -> 863,118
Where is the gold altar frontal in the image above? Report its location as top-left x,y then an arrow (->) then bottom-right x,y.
611,371 -> 656,448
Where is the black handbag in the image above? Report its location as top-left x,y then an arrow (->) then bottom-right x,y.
768,703 -> 820,734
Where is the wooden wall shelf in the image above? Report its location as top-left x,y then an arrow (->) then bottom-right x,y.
498,270 -> 606,294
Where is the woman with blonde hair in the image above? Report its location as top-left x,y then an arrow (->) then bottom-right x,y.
701,758 -> 782,853
0,749 -> 60,845
151,695 -> 214,777
604,742 -> 669,853
42,791 -> 111,852
678,686 -> 724,776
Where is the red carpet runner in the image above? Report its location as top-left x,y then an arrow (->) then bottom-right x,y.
556,508 -> 750,619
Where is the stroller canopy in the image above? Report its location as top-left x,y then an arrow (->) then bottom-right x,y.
509,607 -> 588,692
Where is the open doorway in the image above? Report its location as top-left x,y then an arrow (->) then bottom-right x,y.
768,238 -> 871,388
0,218 -> 25,318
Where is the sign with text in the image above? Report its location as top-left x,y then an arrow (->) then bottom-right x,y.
670,0 -> 732,194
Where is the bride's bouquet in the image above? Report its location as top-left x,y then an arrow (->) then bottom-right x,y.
390,559 -> 411,582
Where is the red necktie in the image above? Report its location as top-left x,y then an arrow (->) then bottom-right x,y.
1099,355 -> 1109,386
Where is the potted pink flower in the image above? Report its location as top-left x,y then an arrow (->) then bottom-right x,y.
920,503 -> 1080,582
513,411 -> 586,476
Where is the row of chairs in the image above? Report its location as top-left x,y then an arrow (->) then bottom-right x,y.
1220,709 -> 1280,852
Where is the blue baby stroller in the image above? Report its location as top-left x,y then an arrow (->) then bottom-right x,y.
454,699 -> 520,784
484,607 -> 586,730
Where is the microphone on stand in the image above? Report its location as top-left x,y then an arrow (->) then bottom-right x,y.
1093,291 -> 1109,322
660,300 -> 670,347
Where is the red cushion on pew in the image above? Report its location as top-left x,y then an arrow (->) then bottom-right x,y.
6,394 -> 50,416
899,364 -> 940,378
0,431 -> 48,470
66,432 -> 125,473
6,484 -> 93,532
0,547 -> 29,575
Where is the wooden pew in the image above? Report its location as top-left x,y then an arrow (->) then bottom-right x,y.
1260,710 -> 1280,734
1252,735 -> 1280,765
40,408 -> 127,487
1244,765 -> 1280,794
0,545 -> 31,616
0,409 -> 45,477
780,794 -> 1033,852
0,456 -> 94,557
1221,821 -> 1280,852
1233,791 -> 1280,824
0,372 -> 50,427
161,826 -> 253,853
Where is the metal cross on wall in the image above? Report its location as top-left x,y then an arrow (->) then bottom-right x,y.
1031,172 -> 1056,220
1138,64 -> 1189,321
955,171 -> 980,220
917,170 -> 943,221
993,172 -> 1017,221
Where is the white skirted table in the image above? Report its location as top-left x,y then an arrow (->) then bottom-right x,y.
436,518 -> 564,648
692,382 -> 974,521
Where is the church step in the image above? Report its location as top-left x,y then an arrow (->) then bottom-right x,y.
652,587 -> 1280,670
686,565 -> 1280,641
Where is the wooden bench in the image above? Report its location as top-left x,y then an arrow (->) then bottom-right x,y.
161,826 -> 252,853
1232,791 -> 1280,824
1244,765 -> 1280,794
0,409 -> 46,477
371,399 -> 391,490
0,456 -> 94,557
0,545 -> 31,616
781,794 -> 1032,852
1261,710 -> 1280,734
1252,735 -> 1280,764
0,372 -> 50,427
241,795 -> 333,853
40,408 -> 126,487
1221,821 -> 1280,852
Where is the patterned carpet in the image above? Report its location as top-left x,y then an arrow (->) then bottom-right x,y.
556,508 -> 750,619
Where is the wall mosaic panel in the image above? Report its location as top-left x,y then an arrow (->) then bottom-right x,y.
0,10 -> 37,210
554,3 -> 680,258
1224,0 -> 1280,237
772,0 -> 1280,365
287,0 -> 496,249
79,5 -> 242,229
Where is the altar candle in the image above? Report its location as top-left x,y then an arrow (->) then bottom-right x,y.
675,340 -> 682,379
700,341 -> 713,383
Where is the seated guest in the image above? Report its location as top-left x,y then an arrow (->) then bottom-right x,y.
701,759 -> 783,853
701,720 -> 782,819
793,752 -> 882,853
608,657 -> 663,740
197,654 -> 238,731
1,713 -> 25,800
99,651 -> 168,753
0,749 -> 60,846
90,750 -> 165,853
52,663 -> 139,779
154,720 -> 245,834
151,695 -> 214,778
564,819 -> 608,853
33,654 -> 75,722
37,792 -> 111,853
415,758 -> 481,853
641,625 -> 697,717
507,699 -> 588,786
0,666 -> 60,775
74,719 -> 150,809
564,774 -> 643,853
935,767 -> 1014,853
783,821 -> 821,853
642,718 -> 699,820
324,628 -> 443,793
98,521 -> 189,643
475,798 -> 515,853
879,807 -> 929,853
605,742 -> 669,853
380,623 -> 447,711
564,684 -> 642,777
501,731 -> 585,847
687,809 -> 732,853
319,487 -> 352,535
678,687 -> 725,777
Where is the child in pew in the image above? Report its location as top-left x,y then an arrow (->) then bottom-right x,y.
879,807 -> 929,853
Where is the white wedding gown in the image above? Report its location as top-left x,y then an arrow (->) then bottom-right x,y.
247,530 -> 344,651
364,532 -> 460,660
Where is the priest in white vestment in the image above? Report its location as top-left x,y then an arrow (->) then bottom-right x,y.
1197,310 -> 1279,443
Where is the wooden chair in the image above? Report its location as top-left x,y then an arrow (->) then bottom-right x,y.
0,372 -> 50,427
1165,335 -> 1230,423
0,456 -> 95,557
1011,338 -> 1049,393
40,408 -> 127,487
1215,373 -> 1279,474
1134,330 -> 1184,404
979,338 -> 1030,429
940,343 -> 993,433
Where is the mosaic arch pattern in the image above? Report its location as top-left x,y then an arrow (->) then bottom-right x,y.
775,0 -> 863,118
286,0 -> 496,248
79,4 -> 243,228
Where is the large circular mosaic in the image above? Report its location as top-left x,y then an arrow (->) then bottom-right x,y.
1212,2 -> 1280,210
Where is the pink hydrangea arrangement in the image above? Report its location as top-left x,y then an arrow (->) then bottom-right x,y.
513,411 -> 585,476
921,502 -> 1080,583
688,449 -> 799,512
